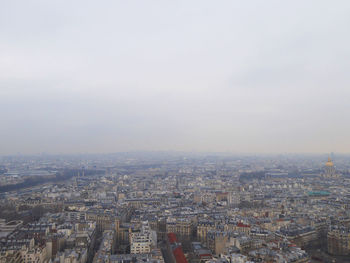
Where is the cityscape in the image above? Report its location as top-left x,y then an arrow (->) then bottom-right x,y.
1,153 -> 350,262
2,0 -> 350,262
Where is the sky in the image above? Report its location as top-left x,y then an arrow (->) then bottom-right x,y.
1,0 -> 350,155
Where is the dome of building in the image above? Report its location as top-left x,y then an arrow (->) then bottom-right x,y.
325,157 -> 334,167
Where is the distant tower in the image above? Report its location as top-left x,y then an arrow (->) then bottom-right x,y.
324,157 -> 336,178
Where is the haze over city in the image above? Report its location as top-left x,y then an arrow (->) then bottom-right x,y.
3,2 -> 350,263
1,0 -> 350,155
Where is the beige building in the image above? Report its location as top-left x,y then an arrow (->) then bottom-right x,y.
166,219 -> 194,236
20,245 -> 49,263
0,250 -> 22,263
328,227 -> 350,256
197,221 -> 216,243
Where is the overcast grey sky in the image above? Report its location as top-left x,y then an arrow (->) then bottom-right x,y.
1,0 -> 350,155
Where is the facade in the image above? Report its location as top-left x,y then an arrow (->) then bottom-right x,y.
0,250 -> 22,263
328,227 -> 350,256
276,225 -> 317,248
197,221 -> 215,243
206,231 -> 229,255
130,221 -> 156,254
166,219 -> 194,237
20,246 -> 48,263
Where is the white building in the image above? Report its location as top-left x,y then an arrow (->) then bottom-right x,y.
130,221 -> 157,254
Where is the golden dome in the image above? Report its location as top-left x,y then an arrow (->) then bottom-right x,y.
325,157 -> 334,167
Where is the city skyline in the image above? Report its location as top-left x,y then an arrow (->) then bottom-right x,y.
1,151 -> 350,262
